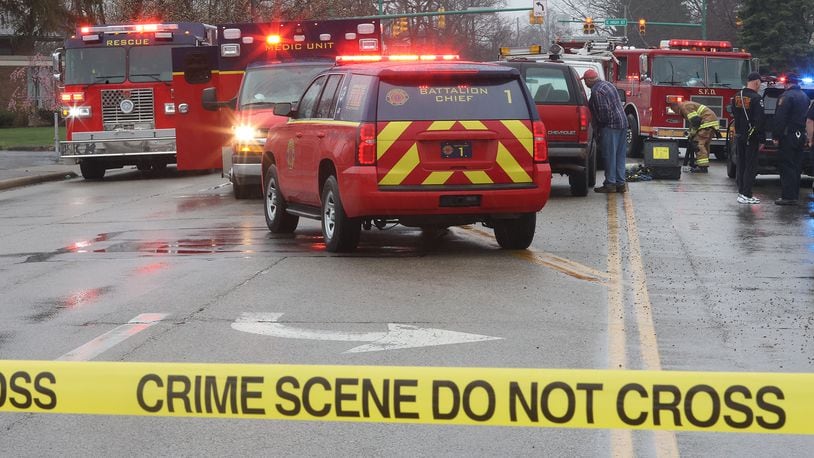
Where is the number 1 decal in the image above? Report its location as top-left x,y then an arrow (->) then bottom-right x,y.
504,90 -> 512,104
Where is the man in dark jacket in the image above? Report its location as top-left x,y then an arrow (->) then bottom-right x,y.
731,72 -> 765,204
772,73 -> 809,205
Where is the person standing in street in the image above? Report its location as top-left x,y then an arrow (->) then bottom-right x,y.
806,97 -> 814,196
772,73 -> 809,205
731,72 -> 765,204
669,100 -> 720,173
583,69 -> 628,193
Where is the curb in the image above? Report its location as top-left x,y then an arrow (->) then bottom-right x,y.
0,171 -> 79,191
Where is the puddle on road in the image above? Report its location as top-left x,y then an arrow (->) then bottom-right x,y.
27,286 -> 113,322
175,195 -> 231,213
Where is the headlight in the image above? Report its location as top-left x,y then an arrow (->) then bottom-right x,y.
62,106 -> 91,118
234,125 -> 260,143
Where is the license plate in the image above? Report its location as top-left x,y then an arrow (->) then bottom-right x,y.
440,141 -> 472,159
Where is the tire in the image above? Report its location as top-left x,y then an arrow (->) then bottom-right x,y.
263,164 -> 298,233
726,141 -> 737,179
626,113 -> 643,158
80,160 -> 105,180
234,182 -> 252,199
569,169 -> 588,197
136,161 -> 150,171
321,176 -> 360,252
713,145 -> 727,161
588,139 -> 597,188
493,213 -> 536,250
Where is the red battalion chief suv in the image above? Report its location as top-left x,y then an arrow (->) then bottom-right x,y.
261,55 -> 552,252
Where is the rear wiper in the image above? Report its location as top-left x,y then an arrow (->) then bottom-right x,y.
93,75 -> 124,83
130,73 -> 171,86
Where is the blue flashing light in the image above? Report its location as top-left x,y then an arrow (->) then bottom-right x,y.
802,76 -> 814,85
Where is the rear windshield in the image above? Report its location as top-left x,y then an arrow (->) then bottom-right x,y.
524,66 -> 576,104
376,78 -> 530,121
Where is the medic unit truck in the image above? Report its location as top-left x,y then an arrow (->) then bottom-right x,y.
203,19 -> 381,198
612,39 -> 754,158
54,22 -> 218,179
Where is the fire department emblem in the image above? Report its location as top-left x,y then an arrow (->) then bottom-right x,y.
441,144 -> 455,157
120,99 -> 135,114
385,88 -> 409,106
286,139 -> 296,169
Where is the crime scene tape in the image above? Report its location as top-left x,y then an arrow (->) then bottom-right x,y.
1,360 -> 812,434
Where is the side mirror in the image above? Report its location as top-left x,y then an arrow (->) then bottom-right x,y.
751,57 -> 760,73
202,87 -> 234,111
617,88 -> 627,103
273,102 -> 294,117
51,49 -> 63,82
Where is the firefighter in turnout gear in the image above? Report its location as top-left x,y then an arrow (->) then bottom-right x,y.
670,100 -> 720,173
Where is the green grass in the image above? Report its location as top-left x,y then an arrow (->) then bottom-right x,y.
0,126 -> 66,149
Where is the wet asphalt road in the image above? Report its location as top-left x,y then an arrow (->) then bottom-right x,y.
0,164 -> 812,456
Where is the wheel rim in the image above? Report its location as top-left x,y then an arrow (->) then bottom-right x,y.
265,177 -> 278,220
323,190 -> 336,240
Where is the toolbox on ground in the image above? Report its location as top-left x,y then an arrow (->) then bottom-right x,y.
643,141 -> 681,179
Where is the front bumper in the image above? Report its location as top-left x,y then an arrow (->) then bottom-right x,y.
338,163 -> 552,219
60,129 -> 176,159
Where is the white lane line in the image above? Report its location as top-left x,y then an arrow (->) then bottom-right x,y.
57,313 -> 168,361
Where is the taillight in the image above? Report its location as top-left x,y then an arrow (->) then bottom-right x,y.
533,120 -> 547,163
579,107 -> 588,132
665,95 -> 683,114
357,122 -> 376,165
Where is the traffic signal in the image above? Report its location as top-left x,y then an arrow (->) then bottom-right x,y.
438,7 -> 446,29
583,17 -> 595,34
638,18 -> 646,35
400,17 -> 409,34
392,17 -> 408,36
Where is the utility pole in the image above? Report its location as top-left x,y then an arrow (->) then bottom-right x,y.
701,0 -> 707,39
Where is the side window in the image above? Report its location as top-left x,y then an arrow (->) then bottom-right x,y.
315,74 -> 343,119
617,57 -> 628,80
183,51 -> 212,84
525,67 -> 573,103
297,76 -> 326,119
338,74 -> 374,122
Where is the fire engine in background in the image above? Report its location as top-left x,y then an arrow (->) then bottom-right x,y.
53,22 -> 218,179
200,19 -> 381,198
612,39 -> 755,158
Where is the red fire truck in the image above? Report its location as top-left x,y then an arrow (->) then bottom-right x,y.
201,19 -> 381,198
54,22 -> 220,179
611,39 -> 755,158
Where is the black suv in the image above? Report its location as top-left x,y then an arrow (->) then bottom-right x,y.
727,81 -> 814,178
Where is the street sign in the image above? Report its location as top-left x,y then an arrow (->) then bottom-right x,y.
532,0 -> 544,17
605,18 -> 628,26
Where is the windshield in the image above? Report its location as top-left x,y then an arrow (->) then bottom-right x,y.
129,46 -> 175,82
707,58 -> 749,88
65,48 -> 126,85
652,56 -> 705,87
238,64 -> 333,109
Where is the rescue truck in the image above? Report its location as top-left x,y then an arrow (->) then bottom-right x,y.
203,19 -> 381,198
53,22 -> 219,179
612,39 -> 755,158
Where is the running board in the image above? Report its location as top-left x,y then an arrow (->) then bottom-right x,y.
286,204 -> 321,220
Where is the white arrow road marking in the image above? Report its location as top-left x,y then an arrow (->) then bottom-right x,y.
232,312 -> 503,353
58,313 -> 168,361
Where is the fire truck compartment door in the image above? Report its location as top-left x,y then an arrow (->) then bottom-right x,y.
171,46 -> 228,171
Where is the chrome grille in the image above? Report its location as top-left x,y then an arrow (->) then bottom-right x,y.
101,88 -> 154,130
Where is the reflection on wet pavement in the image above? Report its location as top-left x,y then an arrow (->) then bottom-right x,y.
28,286 -> 113,322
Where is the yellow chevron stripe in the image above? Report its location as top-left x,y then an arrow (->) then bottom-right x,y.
464,171 -> 493,184
460,120 -> 487,130
377,121 -> 412,160
500,120 -> 533,157
379,143 -> 419,186
428,121 -> 455,131
422,171 -> 454,185
497,142 -> 532,183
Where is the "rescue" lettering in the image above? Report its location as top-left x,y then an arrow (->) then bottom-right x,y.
106,39 -> 151,46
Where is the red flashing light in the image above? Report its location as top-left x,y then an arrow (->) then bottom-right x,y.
667,39 -> 732,50
533,121 -> 548,163
266,35 -> 281,45
337,55 -> 383,63
357,123 -> 377,165
337,55 -> 458,64
60,92 -> 84,103
778,76 -> 787,84
80,26 -> 90,33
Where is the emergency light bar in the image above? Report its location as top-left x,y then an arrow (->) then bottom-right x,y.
499,45 -> 543,57
337,55 -> 458,63
80,23 -> 179,34
662,39 -> 732,51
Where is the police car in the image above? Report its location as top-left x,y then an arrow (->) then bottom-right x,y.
260,55 -> 552,252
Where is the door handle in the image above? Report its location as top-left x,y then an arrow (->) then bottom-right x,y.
317,132 -> 326,138
296,132 -> 303,138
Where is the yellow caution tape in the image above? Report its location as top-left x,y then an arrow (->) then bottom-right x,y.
1,361 -> 811,434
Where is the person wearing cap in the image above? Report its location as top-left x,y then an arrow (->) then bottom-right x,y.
771,72 -> 809,205
731,71 -> 765,204
583,69 -> 628,193
668,100 -> 720,173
